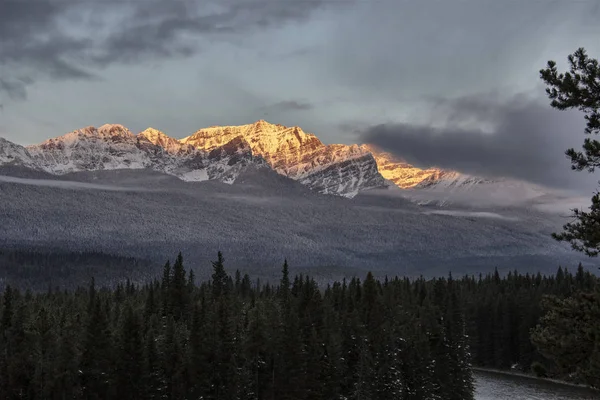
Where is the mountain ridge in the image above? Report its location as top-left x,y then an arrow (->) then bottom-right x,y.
1,120 -> 507,198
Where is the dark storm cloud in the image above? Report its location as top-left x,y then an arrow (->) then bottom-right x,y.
0,0 -> 336,98
361,94 -> 597,191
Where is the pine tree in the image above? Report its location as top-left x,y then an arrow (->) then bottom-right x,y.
540,48 -> 600,256
142,318 -> 164,399
55,313 -> 81,399
531,291 -> 600,387
1,285 -> 13,333
162,260 -> 172,316
5,303 -> 34,399
170,252 -> 188,320
115,305 -> 144,399
242,302 -> 269,400
188,304 -> 211,399
80,300 -> 113,399
161,315 -> 188,399
212,251 -> 229,299
30,306 -> 59,398
444,277 -> 475,400
280,259 -> 291,301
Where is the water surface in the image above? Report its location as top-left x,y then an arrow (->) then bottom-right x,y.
475,370 -> 599,400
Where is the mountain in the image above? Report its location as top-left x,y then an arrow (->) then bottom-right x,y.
24,124 -> 265,183
360,144 -> 450,188
27,124 -> 153,173
0,121 -> 588,284
0,137 -> 39,170
1,120 -> 545,201
181,120 -> 388,197
138,127 -> 196,156
361,144 -> 490,190
359,144 -> 554,207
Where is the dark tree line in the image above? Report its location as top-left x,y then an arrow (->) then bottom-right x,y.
460,265 -> 599,387
0,252 -> 475,400
0,249 -> 158,291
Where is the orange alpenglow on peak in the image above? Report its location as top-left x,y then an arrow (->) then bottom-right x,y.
138,127 -> 196,155
138,127 -> 171,142
360,144 -> 450,189
178,120 -> 466,191
7,120 -> 469,194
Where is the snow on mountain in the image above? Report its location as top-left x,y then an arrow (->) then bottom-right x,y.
357,143 -> 556,207
20,124 -> 264,184
360,144 -> 450,189
406,174 -> 551,207
1,120 -> 550,201
181,120 -> 388,197
27,124 -> 149,173
138,127 -> 196,156
0,167 -> 585,280
204,136 -> 267,184
0,137 -> 39,170
360,144 -> 491,192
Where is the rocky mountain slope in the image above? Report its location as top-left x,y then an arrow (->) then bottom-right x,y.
0,137 -> 39,169
359,144 -> 550,206
182,120 -> 388,196
179,119 -> 501,196
1,120 -> 541,199
361,144 -> 489,190
23,124 -> 265,184
360,144 -> 449,188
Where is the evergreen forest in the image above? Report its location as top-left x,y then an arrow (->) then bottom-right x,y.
1,252 -> 475,400
1,251 -> 599,399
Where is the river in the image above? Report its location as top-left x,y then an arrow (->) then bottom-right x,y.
474,370 -> 599,399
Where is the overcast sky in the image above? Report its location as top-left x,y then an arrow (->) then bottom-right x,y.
1,0 -> 599,190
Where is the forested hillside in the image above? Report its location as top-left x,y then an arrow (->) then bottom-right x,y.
0,252 -> 474,400
0,249 -> 158,291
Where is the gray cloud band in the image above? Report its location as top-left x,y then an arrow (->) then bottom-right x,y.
0,0 -> 339,100
361,94 -> 598,192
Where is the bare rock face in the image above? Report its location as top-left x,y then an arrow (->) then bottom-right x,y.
138,128 -> 197,156
182,120 -> 388,197
0,137 -> 39,169
360,144 -> 449,189
22,124 -> 265,184
27,124 -> 149,173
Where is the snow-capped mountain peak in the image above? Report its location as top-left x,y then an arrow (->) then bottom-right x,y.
181,120 -> 385,197
0,120 -> 544,200
0,137 -> 39,169
138,127 -> 195,155
17,124 -> 265,183
138,127 -> 165,141
97,123 -> 133,135
74,124 -> 134,139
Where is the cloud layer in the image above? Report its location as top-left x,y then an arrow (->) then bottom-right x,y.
361,94 -> 598,191
2,0 -> 600,162
0,0 -> 337,100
